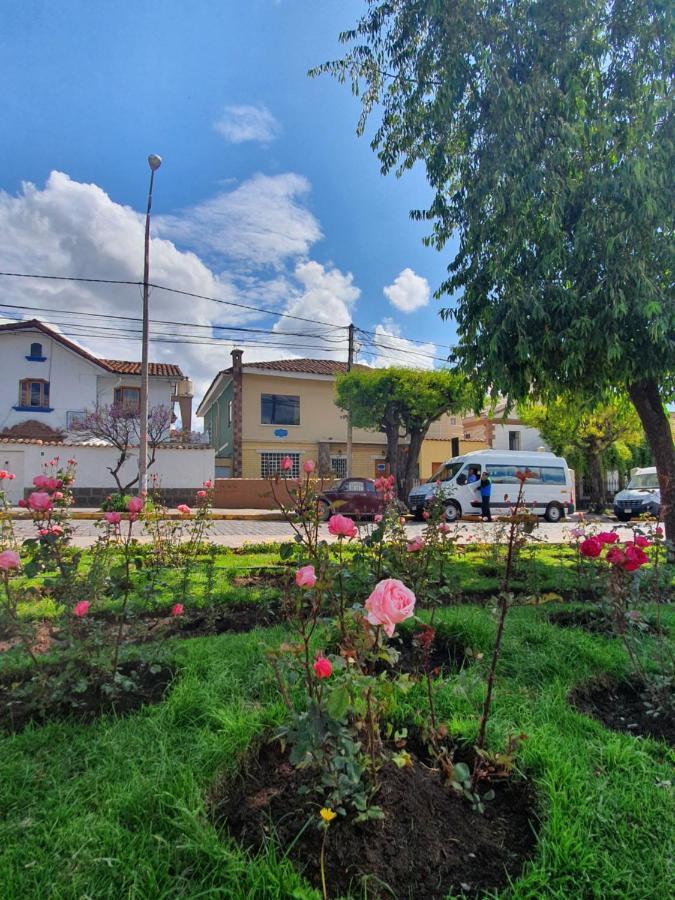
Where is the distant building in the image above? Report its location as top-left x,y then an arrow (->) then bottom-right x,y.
0,319 -> 211,504
462,399 -> 547,452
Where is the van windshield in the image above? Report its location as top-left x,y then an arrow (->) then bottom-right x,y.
427,461 -> 465,483
627,473 -> 660,490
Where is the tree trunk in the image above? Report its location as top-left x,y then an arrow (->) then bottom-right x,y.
628,379 -> 675,543
401,429 -> 426,502
587,452 -> 605,513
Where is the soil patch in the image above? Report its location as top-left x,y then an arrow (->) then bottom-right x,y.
549,608 -> 662,636
210,742 -> 537,900
174,601 -> 282,637
0,659 -> 174,734
375,627 -> 469,678
231,570 -> 285,589
570,677 -> 674,744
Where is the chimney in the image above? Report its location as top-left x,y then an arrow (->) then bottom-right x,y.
231,349 -> 243,477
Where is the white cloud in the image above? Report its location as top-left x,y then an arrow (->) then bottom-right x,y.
269,261 -> 359,360
0,172 -> 287,402
383,267 -> 430,313
365,318 -> 438,370
213,103 -> 280,144
156,173 -> 321,268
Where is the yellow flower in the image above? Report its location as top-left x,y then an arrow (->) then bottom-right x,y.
319,807 -> 337,823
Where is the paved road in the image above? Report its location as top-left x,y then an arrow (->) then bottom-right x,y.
10,518 -> 637,548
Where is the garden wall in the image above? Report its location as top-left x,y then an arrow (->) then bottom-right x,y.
213,477 -> 339,509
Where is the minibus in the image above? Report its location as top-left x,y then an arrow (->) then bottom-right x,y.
408,449 -> 575,523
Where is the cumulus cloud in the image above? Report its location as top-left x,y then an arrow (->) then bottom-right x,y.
364,318 -> 438,370
383,267 -> 430,313
0,172 -> 295,402
156,173 -> 321,268
213,103 -> 280,144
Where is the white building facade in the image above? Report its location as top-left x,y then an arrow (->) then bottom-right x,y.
0,319 -> 211,504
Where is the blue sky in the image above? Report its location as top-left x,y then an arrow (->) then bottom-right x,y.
0,0 -> 460,400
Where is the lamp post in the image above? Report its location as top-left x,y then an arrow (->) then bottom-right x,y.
138,153 -> 162,494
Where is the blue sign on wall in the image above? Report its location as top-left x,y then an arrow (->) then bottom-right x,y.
273,428 -> 289,438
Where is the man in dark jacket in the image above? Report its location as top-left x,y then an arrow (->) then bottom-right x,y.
475,471 -> 492,522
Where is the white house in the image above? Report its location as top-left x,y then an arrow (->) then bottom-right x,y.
0,319 -> 212,504
463,399 -> 548,452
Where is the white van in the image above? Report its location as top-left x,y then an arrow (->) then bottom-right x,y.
407,449 -> 575,523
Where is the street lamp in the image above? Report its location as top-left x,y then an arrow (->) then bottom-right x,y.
138,153 -> 162,494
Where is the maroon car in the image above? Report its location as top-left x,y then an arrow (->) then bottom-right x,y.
318,477 -> 385,520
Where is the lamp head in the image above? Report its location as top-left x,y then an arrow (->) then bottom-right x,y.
148,154 -> 162,171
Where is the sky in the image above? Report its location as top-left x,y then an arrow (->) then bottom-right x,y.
0,0 -> 461,411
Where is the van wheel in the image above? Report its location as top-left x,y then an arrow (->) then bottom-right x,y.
544,503 -> 563,523
444,501 -> 461,523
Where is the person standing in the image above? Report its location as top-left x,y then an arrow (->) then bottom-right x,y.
476,471 -> 492,521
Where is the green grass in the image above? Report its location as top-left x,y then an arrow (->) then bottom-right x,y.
1,602 -> 673,898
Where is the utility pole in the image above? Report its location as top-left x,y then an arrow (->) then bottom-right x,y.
346,323 -> 354,476
138,154 -> 162,495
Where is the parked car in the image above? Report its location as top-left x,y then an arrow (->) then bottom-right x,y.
612,467 -> 661,522
318,477 -> 386,520
407,449 -> 575,523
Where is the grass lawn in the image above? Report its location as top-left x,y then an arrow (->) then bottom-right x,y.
0,591 -> 673,898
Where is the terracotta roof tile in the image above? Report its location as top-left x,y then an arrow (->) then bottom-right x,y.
241,358 -> 368,376
99,359 -> 184,377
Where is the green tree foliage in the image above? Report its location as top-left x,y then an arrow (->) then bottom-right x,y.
519,396 -> 644,511
335,368 -> 470,499
314,0 -> 675,537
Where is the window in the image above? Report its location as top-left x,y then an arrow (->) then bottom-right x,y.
450,417 -> 457,425
67,411 -> 86,430
331,456 -> 348,479
260,452 -> 300,478
485,465 -> 521,484
508,430 -> 521,451
427,461 -> 465,483
540,466 -> 566,485
114,386 -> 141,412
227,399 -> 233,426
342,479 -> 366,492
261,393 -> 300,426
19,378 -> 50,408
26,342 -> 45,361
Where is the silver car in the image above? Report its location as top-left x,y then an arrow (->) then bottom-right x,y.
613,467 -> 661,522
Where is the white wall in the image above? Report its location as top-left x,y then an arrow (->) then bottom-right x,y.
492,424 -> 547,452
0,441 -> 214,496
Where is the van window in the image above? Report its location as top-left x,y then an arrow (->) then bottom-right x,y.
540,466 -> 566,484
627,473 -> 659,489
485,465 -> 520,484
427,461 -> 464,483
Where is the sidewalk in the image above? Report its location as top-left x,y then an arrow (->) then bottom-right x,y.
10,508 -> 285,521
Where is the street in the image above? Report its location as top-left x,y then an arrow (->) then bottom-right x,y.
9,517 -> 638,548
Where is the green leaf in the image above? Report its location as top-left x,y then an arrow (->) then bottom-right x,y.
325,686 -> 350,721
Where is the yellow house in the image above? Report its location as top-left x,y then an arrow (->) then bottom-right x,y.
196,352 -> 482,480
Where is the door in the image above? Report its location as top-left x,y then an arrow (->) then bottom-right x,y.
0,451 -> 24,504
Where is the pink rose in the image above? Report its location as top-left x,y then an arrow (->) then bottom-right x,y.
374,514 -> 383,523
171,603 -> 184,617
633,535 -> 651,548
0,470 -> 7,479
0,549 -> 20,570
439,523 -> 450,534
127,497 -> 144,514
203,480 -> 213,488
177,504 -> 191,514
33,474 -> 49,488
105,511 -> 122,525
623,544 -> 649,569
74,600 -> 90,618
597,531 -> 619,545
8,473 -> 15,480
655,527 -> 664,537
28,491 -> 52,512
17,498 -> 27,508
38,528 -> 50,537
302,459 -> 316,474
280,456 -> 293,472
46,478 -> 62,493
313,656 -> 332,679
422,510 -> 430,521
327,514 -> 358,539
399,516 -> 406,525
50,525 -> 63,536
579,537 -> 602,558
295,565 -> 317,588
365,578 -> 416,637
67,458 -> 77,466
406,538 -> 425,553
196,490 -> 207,499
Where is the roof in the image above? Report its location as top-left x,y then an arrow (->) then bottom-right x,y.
99,359 -> 183,377
0,436 -> 207,449
0,319 -> 183,377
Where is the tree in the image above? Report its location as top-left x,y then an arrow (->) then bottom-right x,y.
74,404 -> 171,494
315,1 -> 675,539
519,396 -> 644,512
335,368 -> 470,500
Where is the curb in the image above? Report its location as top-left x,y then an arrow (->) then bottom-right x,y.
9,510 -> 286,522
